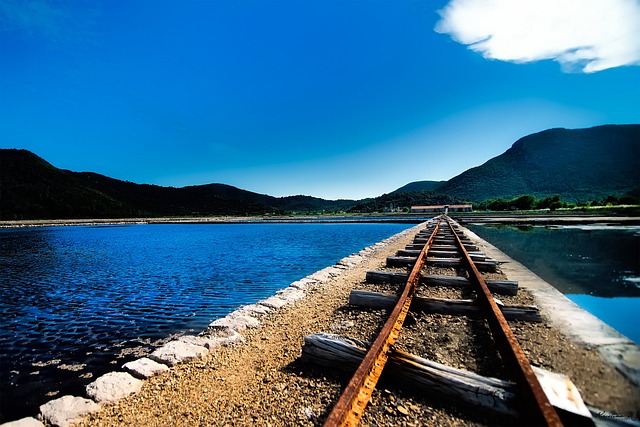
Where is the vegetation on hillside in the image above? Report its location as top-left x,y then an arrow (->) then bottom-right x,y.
348,191 -> 463,213
2,125 -> 638,220
0,150 -> 348,220
473,192 -> 640,212
435,125 -> 639,203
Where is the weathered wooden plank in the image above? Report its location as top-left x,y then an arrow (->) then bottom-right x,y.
302,333 -> 592,423
424,275 -> 517,295
365,271 -> 518,295
386,256 -> 420,267
416,235 -> 465,241
428,257 -> 495,265
411,243 -> 480,252
398,249 -> 485,261
428,250 -> 486,261
429,237 -> 474,244
349,290 -> 541,322
427,257 -> 497,272
396,249 -> 423,257
301,333 -> 518,416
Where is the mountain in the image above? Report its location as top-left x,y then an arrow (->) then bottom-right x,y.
434,124 -> 639,202
391,180 -> 445,194
3,125 -> 638,219
0,149 -> 353,220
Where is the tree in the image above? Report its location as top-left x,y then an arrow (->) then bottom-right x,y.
512,195 -> 536,210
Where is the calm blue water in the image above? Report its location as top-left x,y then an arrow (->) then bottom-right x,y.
467,224 -> 640,344
0,222 -> 412,422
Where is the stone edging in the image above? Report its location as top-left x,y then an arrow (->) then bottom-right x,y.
1,224 -> 424,427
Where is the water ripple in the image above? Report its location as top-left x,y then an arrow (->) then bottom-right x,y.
0,222 -> 409,422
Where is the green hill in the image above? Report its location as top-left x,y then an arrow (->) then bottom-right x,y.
391,180 -> 445,194
434,125 -> 639,203
0,149 -> 353,220
3,125 -> 638,219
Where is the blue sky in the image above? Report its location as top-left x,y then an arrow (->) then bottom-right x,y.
1,0 -> 639,200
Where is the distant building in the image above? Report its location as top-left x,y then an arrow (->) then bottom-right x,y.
410,204 -> 473,213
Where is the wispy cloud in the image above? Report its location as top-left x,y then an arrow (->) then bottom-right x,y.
435,0 -> 640,73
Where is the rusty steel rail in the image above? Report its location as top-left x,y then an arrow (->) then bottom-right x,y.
322,219 -> 441,427
444,217 -> 563,427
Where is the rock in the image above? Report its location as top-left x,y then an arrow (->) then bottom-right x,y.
289,278 -> 317,290
122,357 -> 169,379
257,296 -> 288,309
39,395 -> 100,427
0,417 -> 44,427
308,269 -> 333,283
397,405 -> 410,415
238,303 -> 271,316
209,314 -> 260,332
86,372 -> 143,403
275,287 -> 306,302
203,326 -> 244,346
338,254 -> 363,268
178,334 -> 216,348
149,340 -> 208,366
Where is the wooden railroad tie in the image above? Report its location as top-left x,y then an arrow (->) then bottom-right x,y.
365,271 -> 519,296
348,289 -> 542,322
303,333 -> 592,421
386,255 -> 498,272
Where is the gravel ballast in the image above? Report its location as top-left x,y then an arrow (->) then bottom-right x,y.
66,221 -> 639,426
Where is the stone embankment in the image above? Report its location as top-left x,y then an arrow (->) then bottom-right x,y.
0,224 -> 423,427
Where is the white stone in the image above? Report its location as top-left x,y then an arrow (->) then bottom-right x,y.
0,417 -> 44,427
39,395 -> 100,427
86,372 -> 143,403
209,314 -> 260,332
276,287 -> 306,302
122,357 -> 169,379
204,326 -> 244,346
324,266 -> 342,277
338,254 -> 363,268
257,295 -> 288,309
178,334 -> 215,348
308,269 -> 332,283
149,340 -> 208,366
289,278 -> 317,290
239,303 -> 271,316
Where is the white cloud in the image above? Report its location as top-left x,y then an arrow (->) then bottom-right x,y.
435,0 -> 640,72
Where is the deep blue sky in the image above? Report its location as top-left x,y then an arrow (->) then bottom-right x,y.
1,0 -> 639,199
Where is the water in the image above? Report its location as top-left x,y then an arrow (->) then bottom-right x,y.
467,224 -> 640,344
0,222 -> 412,422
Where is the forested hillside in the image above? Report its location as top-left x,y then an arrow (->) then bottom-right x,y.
0,150 -> 352,220
434,125 -> 639,202
2,125 -> 637,219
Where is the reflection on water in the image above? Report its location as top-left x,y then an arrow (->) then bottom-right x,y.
467,224 -> 640,297
0,222 -> 411,422
467,224 -> 640,344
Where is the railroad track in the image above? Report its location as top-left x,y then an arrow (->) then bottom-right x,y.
303,215 -> 594,426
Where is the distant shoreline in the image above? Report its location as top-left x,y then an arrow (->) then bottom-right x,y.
452,213 -> 640,226
2,210 -> 639,229
0,214 -> 428,229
